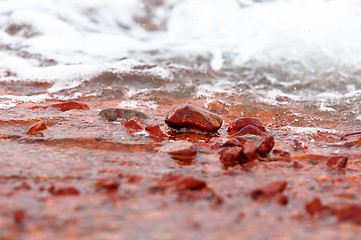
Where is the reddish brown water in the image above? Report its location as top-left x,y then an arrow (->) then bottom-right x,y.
1,68 -> 361,239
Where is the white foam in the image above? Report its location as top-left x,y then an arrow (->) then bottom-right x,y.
1,0 -> 361,104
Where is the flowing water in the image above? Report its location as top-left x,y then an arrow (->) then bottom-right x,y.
1,0 -> 361,118
1,0 -> 361,239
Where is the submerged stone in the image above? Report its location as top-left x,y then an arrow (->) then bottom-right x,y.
26,120 -> 47,135
51,101 -> 90,111
326,156 -> 348,169
123,116 -> 144,133
227,117 -> 267,135
159,140 -> 197,160
99,108 -> 148,121
145,125 -> 168,142
165,104 -> 223,133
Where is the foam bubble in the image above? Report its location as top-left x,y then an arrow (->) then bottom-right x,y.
1,0 -> 361,106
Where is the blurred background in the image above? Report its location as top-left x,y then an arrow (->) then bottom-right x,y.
1,0 -> 361,121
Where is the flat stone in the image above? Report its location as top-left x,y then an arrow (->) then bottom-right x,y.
99,108 -> 148,121
219,147 -> 245,168
165,104 -> 223,133
159,140 -> 197,159
51,101 -> 90,111
326,156 -> 348,169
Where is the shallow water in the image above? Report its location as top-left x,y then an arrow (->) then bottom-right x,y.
1,0 -> 361,114
1,0 -> 361,239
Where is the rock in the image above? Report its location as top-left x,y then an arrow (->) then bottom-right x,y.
95,178 -> 120,193
227,117 -> 267,135
176,177 -> 207,191
149,174 -> 206,193
274,194 -> 289,206
159,140 -> 197,160
326,156 -> 348,169
145,125 -> 168,142
305,198 -> 325,215
336,204 -> 361,225
251,181 -> 287,201
51,101 -> 90,111
26,120 -> 47,135
165,104 -> 223,133
49,187 -> 80,196
99,108 -> 148,121
219,146 -> 251,168
30,101 -> 90,111
149,174 -> 222,205
123,116 -> 144,133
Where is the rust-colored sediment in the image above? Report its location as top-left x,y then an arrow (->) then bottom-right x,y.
1,83 -> 361,240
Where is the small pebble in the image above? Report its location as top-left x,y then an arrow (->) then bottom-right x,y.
159,140 -> 197,159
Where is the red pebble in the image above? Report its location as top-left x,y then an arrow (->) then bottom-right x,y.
145,125 -> 168,142
326,156 -> 348,169
49,187 -> 80,196
257,134 -> 275,155
159,141 -> 197,160
227,117 -> 267,135
251,181 -> 287,200
336,204 -> 361,225
274,194 -> 289,206
95,178 -> 120,193
165,104 -> 223,133
13,209 -> 26,224
177,177 -> 207,191
51,101 -> 90,111
305,198 -> 324,215
219,147 -> 245,168
123,116 -> 144,133
228,125 -> 266,137
26,120 -> 47,135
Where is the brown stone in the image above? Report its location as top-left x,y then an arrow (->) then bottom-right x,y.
257,134 -> 275,155
51,101 -> 90,111
176,177 -> 207,191
149,174 -> 222,205
165,104 -> 223,133
326,156 -> 348,169
227,117 -> 267,135
13,209 -> 26,224
222,134 -> 273,160
228,125 -> 266,137
26,120 -> 47,135
123,116 -> 144,133
274,194 -> 289,206
336,204 -> 361,225
305,198 -> 324,215
145,125 -> 168,142
49,187 -> 80,196
251,181 -> 287,200
95,178 -> 120,193
219,147 -> 245,168
99,108 -> 148,121
159,140 -> 197,160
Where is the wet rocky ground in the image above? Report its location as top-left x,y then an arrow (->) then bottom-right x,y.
1,68 -> 361,239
